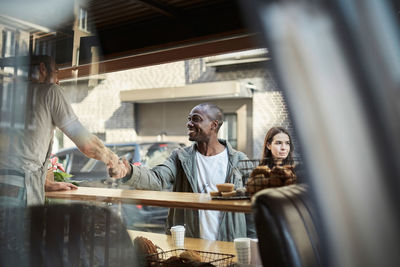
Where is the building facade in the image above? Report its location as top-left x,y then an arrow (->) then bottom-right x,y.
61,51 -> 293,158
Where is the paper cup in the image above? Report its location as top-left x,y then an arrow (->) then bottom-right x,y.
171,225 -> 185,247
250,238 -> 262,266
234,237 -> 250,265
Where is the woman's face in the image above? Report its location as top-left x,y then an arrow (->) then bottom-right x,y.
267,132 -> 290,160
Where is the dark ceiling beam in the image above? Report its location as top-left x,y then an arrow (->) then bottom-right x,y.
91,5 -> 143,24
93,1 -> 244,57
131,0 -> 180,19
58,33 -> 262,81
92,7 -> 151,29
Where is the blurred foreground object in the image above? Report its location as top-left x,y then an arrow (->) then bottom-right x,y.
0,204 -> 137,266
243,0 -> 400,266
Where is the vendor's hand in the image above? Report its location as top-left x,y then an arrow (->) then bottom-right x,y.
106,151 -> 124,178
107,150 -> 120,169
108,158 -> 129,178
45,180 -> 78,192
108,158 -> 132,179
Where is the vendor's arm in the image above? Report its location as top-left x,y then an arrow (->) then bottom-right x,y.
48,84 -> 127,178
61,120 -> 126,178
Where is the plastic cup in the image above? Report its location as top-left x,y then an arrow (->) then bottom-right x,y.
250,238 -> 262,266
171,225 -> 185,247
234,237 -> 250,265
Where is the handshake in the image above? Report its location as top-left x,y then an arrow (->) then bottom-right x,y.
107,157 -> 133,179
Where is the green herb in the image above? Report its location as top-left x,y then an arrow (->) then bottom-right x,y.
53,171 -> 78,186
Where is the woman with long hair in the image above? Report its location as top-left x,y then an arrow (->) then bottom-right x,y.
260,127 -> 294,168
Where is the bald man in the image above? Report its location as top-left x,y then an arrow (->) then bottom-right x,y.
116,103 -> 255,241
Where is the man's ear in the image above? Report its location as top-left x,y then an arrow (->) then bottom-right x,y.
211,120 -> 218,130
38,62 -> 48,82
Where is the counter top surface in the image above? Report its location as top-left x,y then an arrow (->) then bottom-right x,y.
45,187 -> 252,213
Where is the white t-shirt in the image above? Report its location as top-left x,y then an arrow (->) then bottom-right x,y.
196,148 -> 228,240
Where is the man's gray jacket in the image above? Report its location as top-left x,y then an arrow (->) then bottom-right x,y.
122,139 -> 255,241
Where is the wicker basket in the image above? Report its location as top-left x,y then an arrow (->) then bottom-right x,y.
147,248 -> 234,267
240,158 -> 299,196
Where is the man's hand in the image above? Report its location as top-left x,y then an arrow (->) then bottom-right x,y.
45,179 -> 78,192
109,158 -> 132,179
106,151 -> 125,178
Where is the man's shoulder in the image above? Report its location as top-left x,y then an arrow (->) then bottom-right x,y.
231,149 -> 249,160
168,144 -> 194,160
37,83 -> 64,98
34,82 -> 59,90
222,140 -> 249,159
48,84 -> 65,93
177,144 -> 194,154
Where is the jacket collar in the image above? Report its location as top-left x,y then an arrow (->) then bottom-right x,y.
177,139 -> 236,192
179,139 -> 234,159
177,144 -> 197,192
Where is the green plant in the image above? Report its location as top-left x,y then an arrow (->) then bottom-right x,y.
49,154 -> 79,186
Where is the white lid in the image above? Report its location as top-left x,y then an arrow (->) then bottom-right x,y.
171,225 -> 185,231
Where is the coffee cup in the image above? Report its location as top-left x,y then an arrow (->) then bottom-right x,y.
250,238 -> 262,266
234,237 -> 250,265
171,225 -> 185,247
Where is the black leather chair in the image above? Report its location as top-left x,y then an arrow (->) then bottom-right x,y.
252,184 -> 321,267
0,203 -> 138,267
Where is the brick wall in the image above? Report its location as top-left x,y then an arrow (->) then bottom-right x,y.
252,91 -> 292,158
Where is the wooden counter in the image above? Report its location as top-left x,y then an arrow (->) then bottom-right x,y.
45,187 -> 252,213
127,230 -> 237,261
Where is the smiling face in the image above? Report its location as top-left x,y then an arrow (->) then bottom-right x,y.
267,132 -> 291,160
186,105 -> 216,142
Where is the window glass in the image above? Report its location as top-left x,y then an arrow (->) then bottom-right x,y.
113,145 -> 136,159
140,143 -> 183,168
79,8 -> 88,32
71,151 -> 91,172
0,0 -> 313,258
2,30 -> 15,57
69,145 -> 136,173
219,113 -> 238,149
